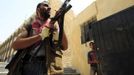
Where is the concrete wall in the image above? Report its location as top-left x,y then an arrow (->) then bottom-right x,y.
96,0 -> 134,20
69,0 -> 134,75
69,2 -> 97,75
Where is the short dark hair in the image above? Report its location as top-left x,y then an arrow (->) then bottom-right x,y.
89,42 -> 95,46
37,1 -> 49,8
37,3 -> 41,8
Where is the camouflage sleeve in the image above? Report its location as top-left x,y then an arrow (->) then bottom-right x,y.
23,13 -> 36,28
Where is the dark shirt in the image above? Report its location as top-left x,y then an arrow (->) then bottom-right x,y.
88,50 -> 97,67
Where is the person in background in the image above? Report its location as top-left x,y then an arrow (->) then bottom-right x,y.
88,42 -> 99,75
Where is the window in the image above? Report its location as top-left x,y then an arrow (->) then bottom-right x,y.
80,17 -> 96,44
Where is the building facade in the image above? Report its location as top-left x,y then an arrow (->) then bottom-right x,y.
1,0 -> 134,75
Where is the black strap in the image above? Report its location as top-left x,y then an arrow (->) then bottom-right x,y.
25,24 -> 44,60
24,24 -> 32,37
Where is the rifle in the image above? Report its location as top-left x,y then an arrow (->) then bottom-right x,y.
51,0 -> 72,21
50,0 -> 72,48
5,49 -> 28,75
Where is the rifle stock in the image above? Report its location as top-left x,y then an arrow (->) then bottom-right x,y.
5,49 -> 27,75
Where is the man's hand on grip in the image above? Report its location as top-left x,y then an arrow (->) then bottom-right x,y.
39,27 -> 50,40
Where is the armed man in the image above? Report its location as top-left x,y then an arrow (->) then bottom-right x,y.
6,0 -> 72,75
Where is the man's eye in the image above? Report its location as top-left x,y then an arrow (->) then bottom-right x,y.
43,4 -> 48,7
